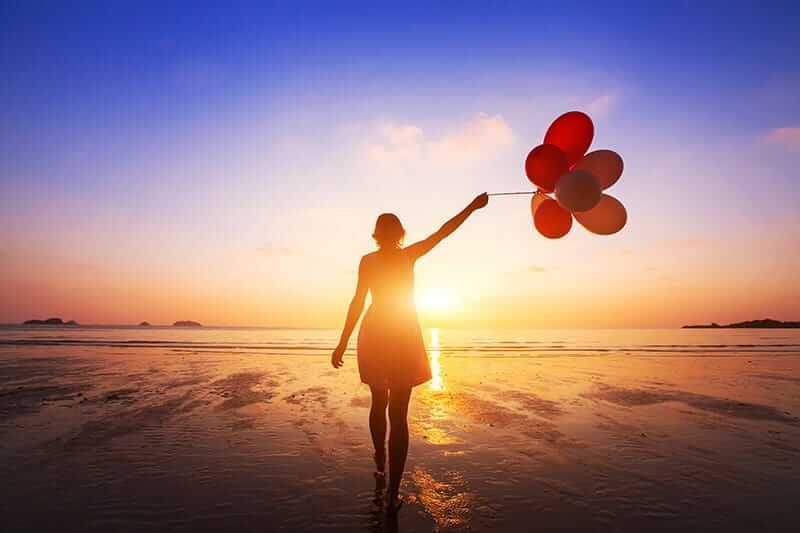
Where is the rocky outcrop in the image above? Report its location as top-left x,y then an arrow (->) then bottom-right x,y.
23,318 -> 79,326
683,318 -> 800,329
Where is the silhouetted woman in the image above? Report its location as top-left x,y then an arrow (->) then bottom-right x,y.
331,192 -> 489,508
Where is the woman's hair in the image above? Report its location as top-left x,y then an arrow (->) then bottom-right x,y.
372,213 -> 406,249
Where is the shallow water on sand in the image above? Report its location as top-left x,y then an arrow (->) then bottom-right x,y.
1,327 -> 799,532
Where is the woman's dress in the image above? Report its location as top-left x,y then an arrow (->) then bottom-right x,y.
357,248 -> 431,389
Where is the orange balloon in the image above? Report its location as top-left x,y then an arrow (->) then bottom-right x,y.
530,190 -> 550,217
525,144 -> 569,193
574,194 -> 627,235
543,111 -> 594,166
533,198 -> 573,239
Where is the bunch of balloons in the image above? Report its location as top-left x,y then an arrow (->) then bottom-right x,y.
525,111 -> 627,239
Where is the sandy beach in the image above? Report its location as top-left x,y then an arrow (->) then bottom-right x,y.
1,327 -> 799,532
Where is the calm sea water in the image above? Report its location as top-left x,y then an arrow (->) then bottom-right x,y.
1,325 -> 799,357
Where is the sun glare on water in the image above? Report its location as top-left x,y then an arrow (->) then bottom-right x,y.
428,327 -> 443,391
416,288 -> 452,391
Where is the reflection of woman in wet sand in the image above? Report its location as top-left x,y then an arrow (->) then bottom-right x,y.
331,193 -> 489,509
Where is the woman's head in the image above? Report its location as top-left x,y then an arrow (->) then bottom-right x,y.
372,213 -> 405,249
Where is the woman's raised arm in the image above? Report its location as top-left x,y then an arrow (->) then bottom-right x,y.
405,193 -> 488,261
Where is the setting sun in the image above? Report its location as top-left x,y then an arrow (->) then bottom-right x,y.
416,287 -> 460,314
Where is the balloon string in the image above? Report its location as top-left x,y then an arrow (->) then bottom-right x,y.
487,191 -> 537,196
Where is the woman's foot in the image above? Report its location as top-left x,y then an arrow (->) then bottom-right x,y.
373,449 -> 386,476
385,490 -> 403,513
372,474 -> 386,505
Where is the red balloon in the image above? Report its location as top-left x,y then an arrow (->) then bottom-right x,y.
525,144 -> 569,193
533,198 -> 573,239
543,111 -> 594,166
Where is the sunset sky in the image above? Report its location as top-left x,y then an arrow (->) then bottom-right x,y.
2,2 -> 799,328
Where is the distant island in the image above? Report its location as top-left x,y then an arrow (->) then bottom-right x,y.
23,318 -> 79,326
683,318 -> 800,329
20,319 -> 204,327
173,321 -> 202,327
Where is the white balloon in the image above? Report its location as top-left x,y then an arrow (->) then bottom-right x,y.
554,170 -> 602,212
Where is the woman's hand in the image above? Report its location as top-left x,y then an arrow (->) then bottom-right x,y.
331,343 -> 346,368
468,192 -> 489,211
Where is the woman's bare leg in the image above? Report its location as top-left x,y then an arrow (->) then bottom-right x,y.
387,387 -> 412,496
369,385 -> 389,473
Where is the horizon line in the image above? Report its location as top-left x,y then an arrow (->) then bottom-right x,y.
3,322 -> 794,331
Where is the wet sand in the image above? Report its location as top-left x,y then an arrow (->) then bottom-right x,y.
1,331 -> 800,532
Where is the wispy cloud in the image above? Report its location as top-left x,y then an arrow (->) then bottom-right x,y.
657,238 -> 711,250
256,243 -> 299,257
427,112 -> 514,165
765,127 -> 800,150
363,123 -> 424,165
362,112 -> 514,168
585,91 -> 619,117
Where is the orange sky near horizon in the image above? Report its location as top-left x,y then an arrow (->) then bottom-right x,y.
2,4 -> 799,329
3,182 -> 798,329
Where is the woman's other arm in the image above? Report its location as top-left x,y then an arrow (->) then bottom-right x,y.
331,257 -> 369,368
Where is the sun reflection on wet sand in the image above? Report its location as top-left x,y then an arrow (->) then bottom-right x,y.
428,327 -> 444,391
411,467 -> 475,530
411,327 -> 461,445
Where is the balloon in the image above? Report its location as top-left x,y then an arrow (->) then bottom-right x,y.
574,194 -> 627,235
572,150 -> 623,190
543,111 -> 594,165
530,190 -> 550,217
554,170 -> 602,212
533,198 -> 572,239
525,144 -> 569,193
